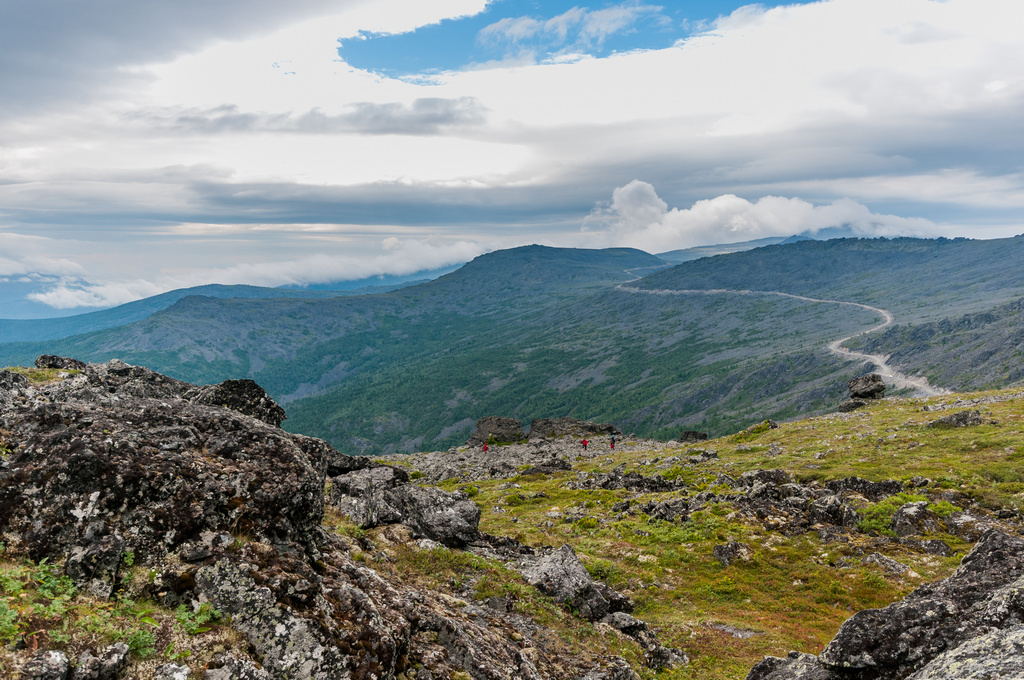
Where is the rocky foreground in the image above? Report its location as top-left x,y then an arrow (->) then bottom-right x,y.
1,358 -> 1023,679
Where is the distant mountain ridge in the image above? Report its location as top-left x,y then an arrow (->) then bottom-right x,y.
3,238 -> 1024,456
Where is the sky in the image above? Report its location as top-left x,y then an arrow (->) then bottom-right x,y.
1,0 -> 1023,317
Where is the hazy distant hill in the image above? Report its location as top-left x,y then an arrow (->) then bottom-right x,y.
0,282 -> 417,344
4,238 -> 1024,456
638,236 -> 1024,322
657,236 -> 789,263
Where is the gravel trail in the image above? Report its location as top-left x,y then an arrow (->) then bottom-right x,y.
618,285 -> 947,397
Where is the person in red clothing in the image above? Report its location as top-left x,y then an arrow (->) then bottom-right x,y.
581,439 -> 588,450
610,434 -> 615,450
482,443 -> 488,452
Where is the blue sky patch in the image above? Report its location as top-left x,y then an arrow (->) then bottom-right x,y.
338,0 -> 820,77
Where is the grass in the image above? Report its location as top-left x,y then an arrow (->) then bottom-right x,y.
0,545 -> 240,677
383,387 -> 1024,679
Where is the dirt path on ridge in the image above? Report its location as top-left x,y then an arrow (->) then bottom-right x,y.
617,284 -> 948,397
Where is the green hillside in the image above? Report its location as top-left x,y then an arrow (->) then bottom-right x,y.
4,238 -> 1024,456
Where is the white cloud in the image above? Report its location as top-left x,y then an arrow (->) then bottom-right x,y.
586,181 -> 939,252
19,237 -> 489,310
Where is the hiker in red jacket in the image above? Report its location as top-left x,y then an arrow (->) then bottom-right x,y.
581,439 -> 588,450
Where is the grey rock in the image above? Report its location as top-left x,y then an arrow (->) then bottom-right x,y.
892,501 -> 942,538
737,469 -> 793,488
22,651 -> 71,680
745,651 -> 832,680
838,398 -> 869,412
601,612 -> 648,636
527,417 -> 620,441
0,369 -> 29,391
849,374 -> 885,399
679,430 -> 709,443
807,495 -> 860,529
928,409 -> 984,428
35,355 -> 86,371
908,624 -> 1024,679
202,654 -> 273,679
468,416 -> 524,444
154,664 -> 191,680
69,643 -> 130,680
713,541 -> 753,567
825,476 -> 903,501
386,484 -> 482,547
861,552 -> 912,577
524,545 -> 630,621
187,379 -> 286,428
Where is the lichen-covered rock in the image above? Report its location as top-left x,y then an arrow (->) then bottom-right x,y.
892,501 -> 942,538
824,476 -> 902,502
713,541 -> 753,567
927,409 -> 984,428
524,545 -> 631,621
907,624 -> 1024,679
327,466 -> 482,547
69,643 -> 129,680
187,378 -> 287,427
21,650 -> 71,680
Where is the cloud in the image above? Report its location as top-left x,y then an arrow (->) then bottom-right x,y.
586,181 -> 939,252
477,3 -> 666,56
146,98 -> 487,136
19,237 -> 489,310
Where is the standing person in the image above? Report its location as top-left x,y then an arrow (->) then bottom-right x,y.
610,434 -> 615,450
581,438 -> 588,450
483,443 -> 488,452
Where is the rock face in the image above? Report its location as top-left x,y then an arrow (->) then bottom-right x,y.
528,417 -> 621,441
2,358 -> 645,680
746,530 -> 1024,680
468,416 -> 525,444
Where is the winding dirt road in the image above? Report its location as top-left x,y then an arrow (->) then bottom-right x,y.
618,285 -> 947,397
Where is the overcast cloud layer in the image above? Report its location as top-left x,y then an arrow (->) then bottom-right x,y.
1,0 -> 1023,314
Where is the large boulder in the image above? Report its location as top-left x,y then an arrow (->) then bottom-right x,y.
327,466 -> 482,547
467,416 -> 524,445
527,417 -> 620,441
927,410 -> 984,429
524,545 -> 631,621
187,379 -> 287,427
848,374 -> 885,399
34,355 -> 86,371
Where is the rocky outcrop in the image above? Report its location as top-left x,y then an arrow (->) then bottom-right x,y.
746,530 -> 1024,680
188,378 -> 287,427
927,409 -> 983,429
528,417 -> 621,441
468,416 -> 525,444
1,359 -> 649,680
679,430 -> 709,443
35,354 -> 87,371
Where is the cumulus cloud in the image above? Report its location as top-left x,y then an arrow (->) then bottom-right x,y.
586,181 -> 939,253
